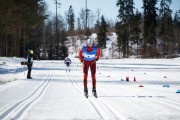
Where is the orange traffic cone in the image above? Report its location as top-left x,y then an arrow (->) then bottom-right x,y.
139,84 -> 144,87
164,76 -> 167,78
126,76 -> 129,82
134,76 -> 136,82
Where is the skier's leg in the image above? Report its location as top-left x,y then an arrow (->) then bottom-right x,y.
27,65 -> 30,78
29,65 -> 32,77
83,62 -> 89,97
66,63 -> 69,72
66,64 -> 67,72
83,62 -> 89,89
27,64 -> 32,78
91,62 -> 96,88
68,63 -> 71,72
91,62 -> 97,97
67,63 -> 70,72
69,64 -> 70,72
84,86 -> 88,98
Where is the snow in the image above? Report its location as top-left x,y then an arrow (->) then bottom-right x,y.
0,57 -> 27,84
0,57 -> 180,120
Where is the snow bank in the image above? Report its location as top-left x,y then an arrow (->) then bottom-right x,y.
0,57 -> 26,83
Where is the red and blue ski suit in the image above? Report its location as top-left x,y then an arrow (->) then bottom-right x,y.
79,45 -> 101,88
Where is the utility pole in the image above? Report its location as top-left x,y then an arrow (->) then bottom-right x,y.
85,0 -> 90,35
85,0 -> 87,30
56,0 -> 58,43
55,0 -> 61,59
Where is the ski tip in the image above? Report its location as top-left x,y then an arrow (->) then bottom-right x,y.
84,94 -> 88,98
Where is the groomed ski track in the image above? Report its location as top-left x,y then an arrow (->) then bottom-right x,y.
0,60 -> 180,120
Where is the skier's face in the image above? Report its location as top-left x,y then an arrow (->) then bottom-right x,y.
87,39 -> 93,47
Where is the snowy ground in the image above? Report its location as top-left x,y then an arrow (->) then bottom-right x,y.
0,57 -> 180,120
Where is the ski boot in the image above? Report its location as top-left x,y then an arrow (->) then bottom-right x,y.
84,88 -> 88,98
92,88 -> 97,98
27,76 -> 32,79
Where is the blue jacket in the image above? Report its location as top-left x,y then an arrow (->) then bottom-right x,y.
65,57 -> 71,64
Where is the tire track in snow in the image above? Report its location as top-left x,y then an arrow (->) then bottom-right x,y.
0,67 -> 53,120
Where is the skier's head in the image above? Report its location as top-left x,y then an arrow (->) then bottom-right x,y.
87,38 -> 94,47
66,53 -> 69,57
30,50 -> 33,54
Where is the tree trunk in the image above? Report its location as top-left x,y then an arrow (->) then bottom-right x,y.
15,10 -> 21,57
143,44 -> 147,58
163,34 -> 166,57
0,36 -> 1,56
5,36 -> 8,56
23,24 -> 26,58
137,40 -> 138,58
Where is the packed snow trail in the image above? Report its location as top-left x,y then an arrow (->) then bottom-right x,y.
0,59 -> 180,120
0,63 -> 53,119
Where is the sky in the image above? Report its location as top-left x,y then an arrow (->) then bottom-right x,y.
45,0 -> 180,21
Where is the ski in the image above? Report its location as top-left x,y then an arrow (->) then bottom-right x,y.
92,91 -> 98,98
84,94 -> 88,98
84,89 -> 88,98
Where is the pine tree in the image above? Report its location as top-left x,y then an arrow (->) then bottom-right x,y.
95,20 -> 100,34
174,10 -> 180,53
159,0 -> 173,57
67,5 -> 75,36
143,0 -> 158,57
115,22 -> 127,58
59,18 -> 68,60
59,28 -> 68,60
97,15 -> 108,48
174,10 -> 180,26
116,0 -> 134,58
131,10 -> 142,58
0,0 -> 46,57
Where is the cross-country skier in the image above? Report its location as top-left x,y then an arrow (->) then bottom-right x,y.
64,54 -> 71,72
79,38 -> 101,98
27,49 -> 33,79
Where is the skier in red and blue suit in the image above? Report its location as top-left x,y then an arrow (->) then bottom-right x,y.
79,38 -> 101,98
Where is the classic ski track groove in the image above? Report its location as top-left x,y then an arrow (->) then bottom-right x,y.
0,67 -> 53,120
69,71 -> 126,120
70,71 -> 116,119
98,81 -> 135,118
67,72 -> 104,119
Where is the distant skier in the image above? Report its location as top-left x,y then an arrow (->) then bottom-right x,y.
27,49 -> 33,79
64,54 -> 71,72
79,38 -> 101,98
